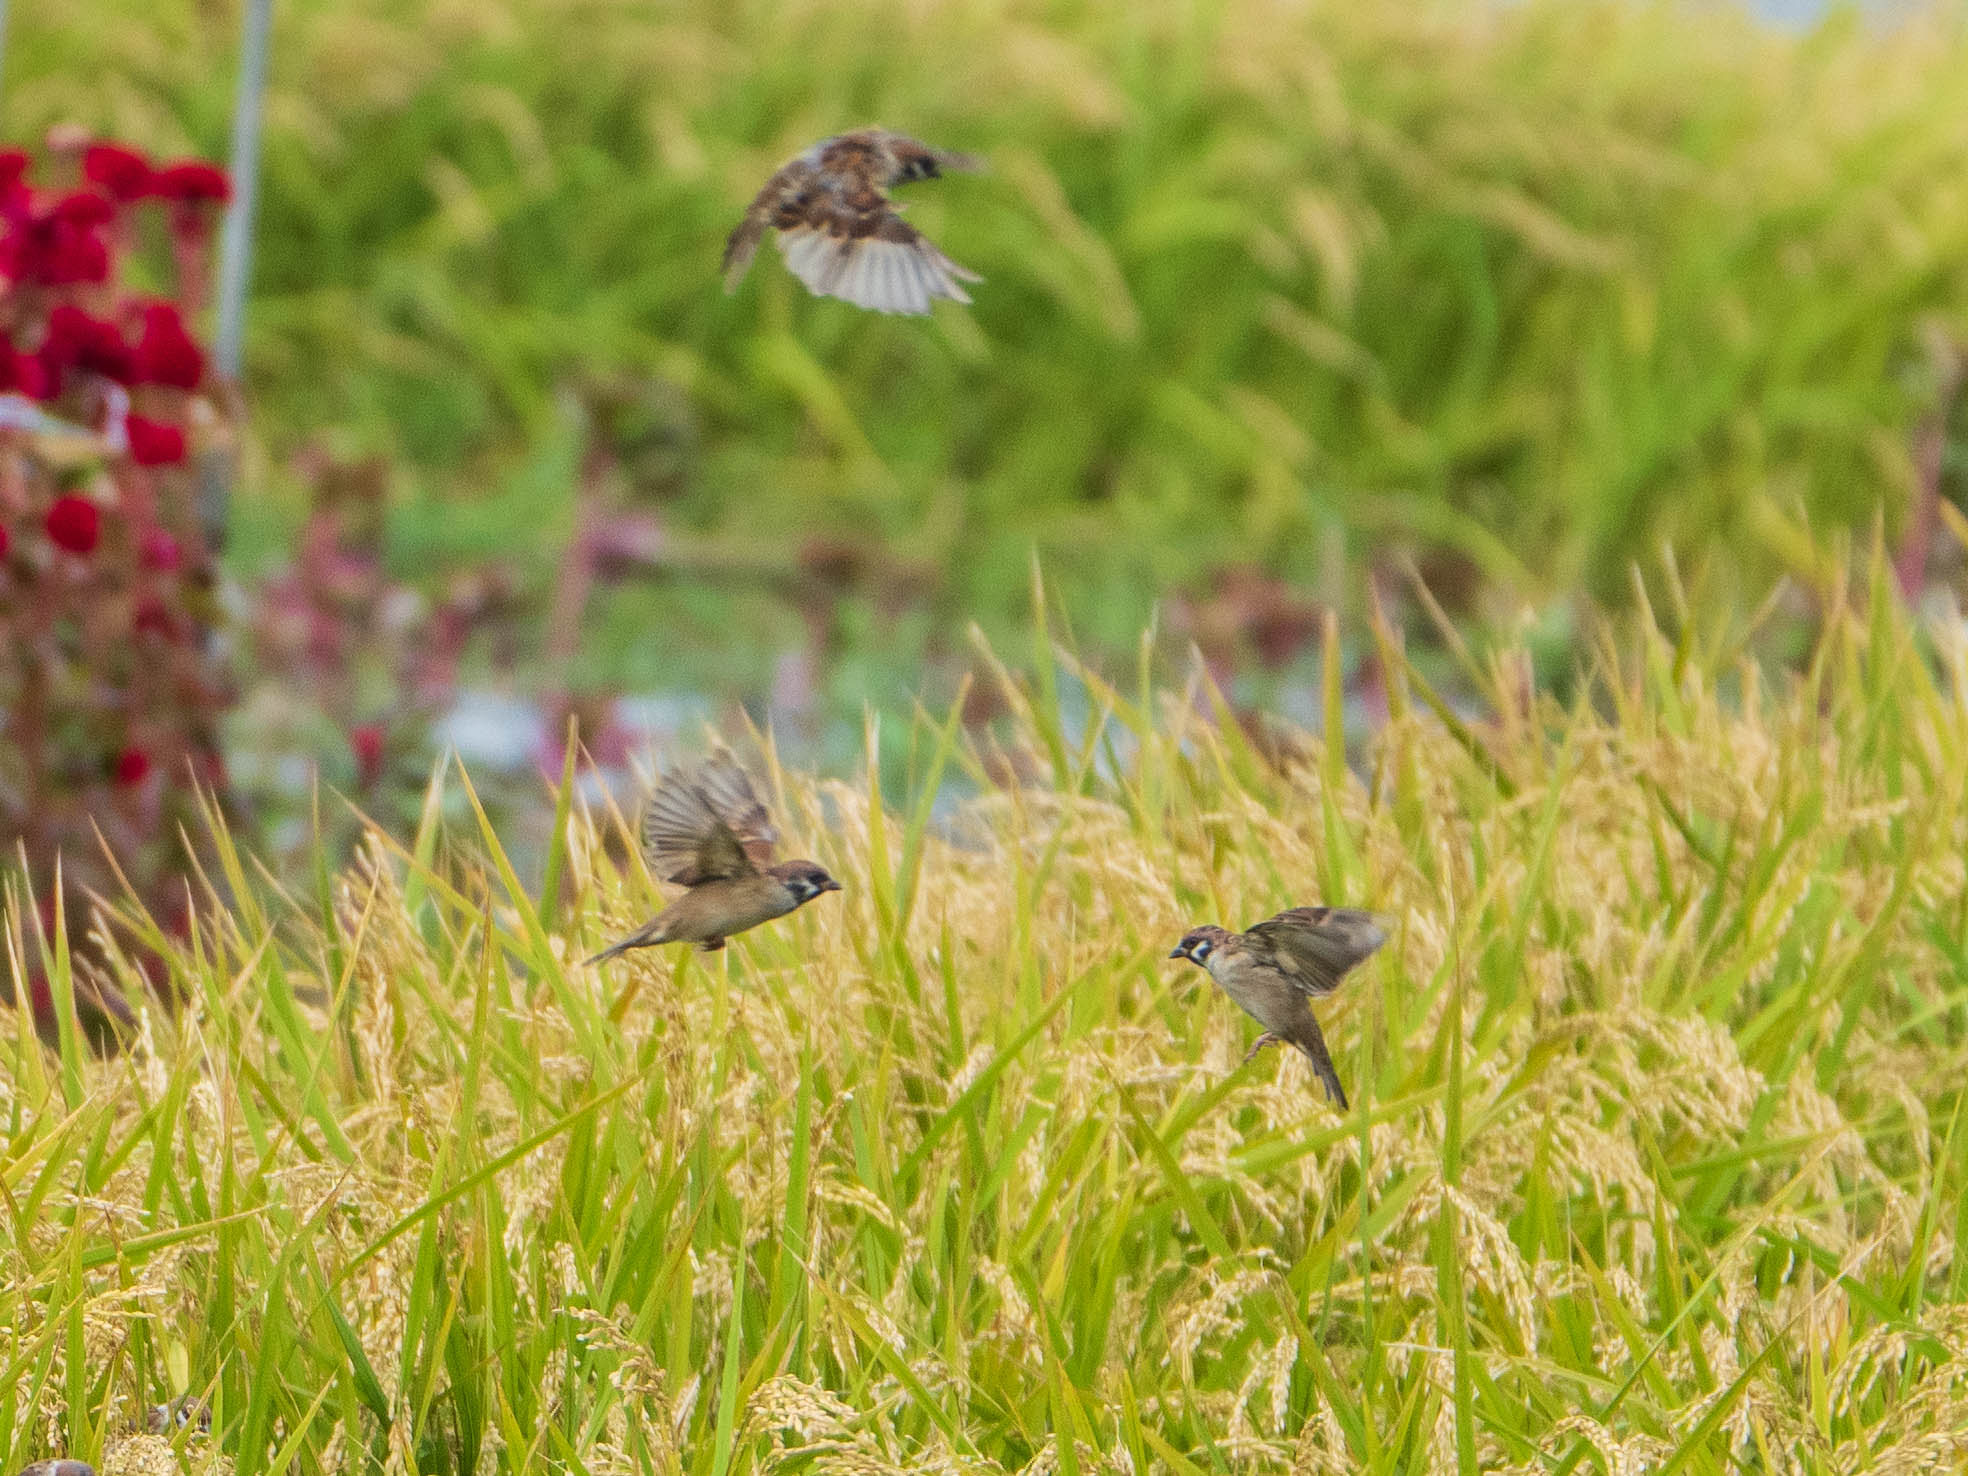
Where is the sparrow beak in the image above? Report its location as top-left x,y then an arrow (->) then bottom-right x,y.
822,877 -> 843,892
1168,945 -> 1187,960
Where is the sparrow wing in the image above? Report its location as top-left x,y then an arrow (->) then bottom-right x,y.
724,158 -> 815,292
691,754 -> 780,864
639,757 -> 777,885
775,208 -> 980,315
1244,907 -> 1388,996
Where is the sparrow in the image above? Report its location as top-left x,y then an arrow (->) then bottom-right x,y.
586,755 -> 841,964
1168,906 -> 1389,1110
722,128 -> 983,316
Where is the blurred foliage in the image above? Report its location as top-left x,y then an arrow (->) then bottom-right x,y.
9,0 -> 1968,664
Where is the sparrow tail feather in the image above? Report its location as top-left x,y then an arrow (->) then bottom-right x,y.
584,920 -> 665,967
1288,1015 -> 1350,1112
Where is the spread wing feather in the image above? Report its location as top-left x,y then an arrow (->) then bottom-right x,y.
639,756 -> 779,885
1244,907 -> 1388,997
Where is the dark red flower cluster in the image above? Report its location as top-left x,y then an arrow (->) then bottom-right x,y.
132,301 -> 205,388
127,415 -> 187,466
0,338 -> 48,397
41,304 -> 136,387
0,191 -> 113,286
0,144 -> 231,291
83,143 -> 153,203
2,136 -> 233,1019
151,161 -> 230,206
45,495 -> 100,554
113,747 -> 152,786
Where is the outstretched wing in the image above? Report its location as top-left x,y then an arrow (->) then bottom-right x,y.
724,158 -> 817,292
1244,907 -> 1388,997
775,205 -> 979,315
639,756 -> 779,885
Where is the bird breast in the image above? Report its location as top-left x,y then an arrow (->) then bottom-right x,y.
1205,949 -> 1298,1032
659,877 -> 797,942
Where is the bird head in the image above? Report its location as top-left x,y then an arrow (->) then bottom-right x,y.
775,861 -> 843,906
1169,925 -> 1231,966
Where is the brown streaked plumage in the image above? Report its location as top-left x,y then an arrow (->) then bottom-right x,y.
723,128 -> 984,316
585,756 -> 841,965
1168,907 -> 1389,1110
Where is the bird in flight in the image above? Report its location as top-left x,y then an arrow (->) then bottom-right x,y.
722,128 -> 983,316
1169,906 -> 1389,1110
586,755 -> 841,965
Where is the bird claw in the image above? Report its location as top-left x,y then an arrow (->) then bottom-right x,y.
1242,1032 -> 1281,1065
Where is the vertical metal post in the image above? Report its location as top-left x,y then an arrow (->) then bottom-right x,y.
213,0 -> 272,381
203,0 -> 273,555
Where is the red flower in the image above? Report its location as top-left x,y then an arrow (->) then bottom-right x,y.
139,528 -> 184,572
0,339 -> 49,398
39,305 -> 135,388
131,302 -> 205,388
152,160 -> 230,205
113,747 -> 152,786
0,150 -> 29,190
83,143 -> 153,203
126,415 -> 187,466
153,160 -> 230,241
52,190 -> 115,228
350,723 -> 386,786
0,188 -> 116,287
45,495 -> 100,554
0,524 -> 9,558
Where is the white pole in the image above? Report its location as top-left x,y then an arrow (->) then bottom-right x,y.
213,0 -> 272,381
203,0 -> 273,554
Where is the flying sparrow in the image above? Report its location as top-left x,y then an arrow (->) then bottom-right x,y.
1169,907 -> 1389,1110
586,755 -> 841,964
722,128 -> 983,316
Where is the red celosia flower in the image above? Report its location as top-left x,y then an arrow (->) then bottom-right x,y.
45,495 -> 100,554
131,302 -> 206,388
139,528 -> 184,572
83,143 -> 153,202
350,723 -> 386,786
113,747 -> 152,786
39,305 -> 136,388
152,160 -> 230,205
52,190 -> 115,228
126,415 -> 187,466
0,212 -> 109,286
0,339 -> 49,398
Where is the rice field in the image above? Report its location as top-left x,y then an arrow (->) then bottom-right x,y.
5,557 -> 1968,1473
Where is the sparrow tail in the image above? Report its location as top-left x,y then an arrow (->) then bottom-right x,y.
1287,1014 -> 1350,1112
583,920 -> 665,967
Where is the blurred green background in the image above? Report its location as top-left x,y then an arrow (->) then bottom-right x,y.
12,0 -> 1968,735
